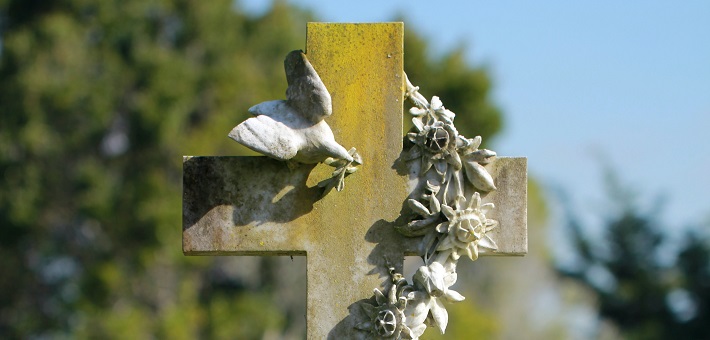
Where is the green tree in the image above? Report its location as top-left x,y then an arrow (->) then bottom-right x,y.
557,172 -> 710,339
0,0 -> 503,338
403,26 -> 501,145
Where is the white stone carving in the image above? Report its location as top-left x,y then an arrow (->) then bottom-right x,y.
356,74 -> 499,339
228,50 -> 361,191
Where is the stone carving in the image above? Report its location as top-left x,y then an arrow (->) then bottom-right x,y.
356,74 -> 499,339
229,50 -> 361,191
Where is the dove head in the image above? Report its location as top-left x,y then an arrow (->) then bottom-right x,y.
284,50 -> 332,123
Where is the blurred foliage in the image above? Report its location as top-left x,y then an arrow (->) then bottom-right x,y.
557,171 -> 710,339
422,299 -> 498,340
0,0 -> 502,338
403,25 -> 501,147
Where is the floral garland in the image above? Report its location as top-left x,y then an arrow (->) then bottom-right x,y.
355,74 -> 499,339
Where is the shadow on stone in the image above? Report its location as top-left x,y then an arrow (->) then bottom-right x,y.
183,156 -> 322,231
327,298 -> 375,340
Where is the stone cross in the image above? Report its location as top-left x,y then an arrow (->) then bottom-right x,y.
183,23 -> 527,339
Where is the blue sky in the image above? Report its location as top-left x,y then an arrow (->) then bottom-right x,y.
244,1 -> 710,231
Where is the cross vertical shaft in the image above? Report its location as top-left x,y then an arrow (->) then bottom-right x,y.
183,23 -> 410,338
301,23 -> 409,338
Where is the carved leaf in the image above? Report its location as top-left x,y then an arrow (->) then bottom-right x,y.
465,149 -> 496,164
408,199 -> 431,217
360,302 -> 378,318
463,161 -> 497,192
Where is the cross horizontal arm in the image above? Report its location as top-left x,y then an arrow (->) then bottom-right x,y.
182,156 -> 526,256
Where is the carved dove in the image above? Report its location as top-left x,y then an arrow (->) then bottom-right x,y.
229,50 -> 353,164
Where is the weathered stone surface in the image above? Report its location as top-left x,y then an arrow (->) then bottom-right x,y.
183,156 -> 526,256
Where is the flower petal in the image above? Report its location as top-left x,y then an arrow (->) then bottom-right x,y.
444,289 -> 466,303
425,180 -> 441,194
470,135 -> 482,150
484,218 -> 499,231
435,221 -> 449,233
469,243 -> 479,261
413,266 -> 432,293
403,293 -> 430,327
441,204 -> 455,221
427,262 -> 447,293
429,194 -> 441,214
450,249 -> 461,261
465,244 -> 475,261
430,96 -> 443,110
430,298 -> 449,334
409,324 -> 427,338
441,109 -> 456,121
469,192 -> 481,210
443,271 -> 457,287
478,234 -> 498,251
437,236 -> 454,251
480,202 -> 495,214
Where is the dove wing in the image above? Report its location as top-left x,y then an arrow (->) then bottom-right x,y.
284,50 -> 332,123
228,115 -> 299,161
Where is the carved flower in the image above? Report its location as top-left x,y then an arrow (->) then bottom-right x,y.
436,192 -> 498,261
404,262 -> 465,335
407,120 -> 462,176
357,280 -> 420,339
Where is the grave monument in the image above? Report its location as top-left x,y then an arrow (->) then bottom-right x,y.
183,22 -> 527,339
